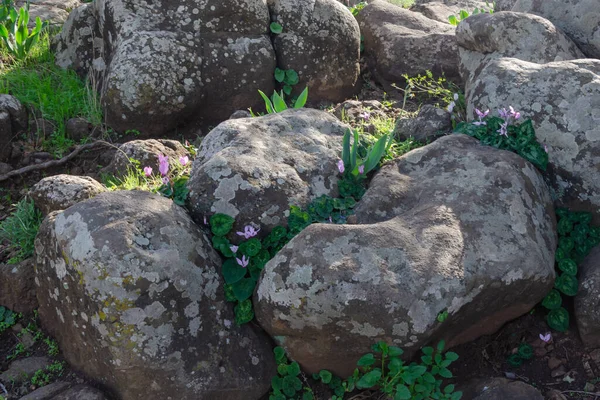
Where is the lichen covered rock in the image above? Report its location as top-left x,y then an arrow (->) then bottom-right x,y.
575,245 -> 600,347
34,191 -> 275,400
29,174 -> 107,215
255,134 -> 556,376
188,108 -> 348,238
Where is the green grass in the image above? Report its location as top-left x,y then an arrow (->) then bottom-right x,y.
0,197 -> 43,264
0,32 -> 103,157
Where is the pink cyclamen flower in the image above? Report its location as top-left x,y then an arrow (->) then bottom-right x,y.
158,154 -> 169,176
447,101 -> 455,113
498,108 -> 510,119
203,216 -> 208,225
337,160 -> 345,174
497,122 -> 508,137
237,225 -> 260,239
539,332 -> 552,343
230,245 -> 238,253
143,166 -> 153,177
236,255 -> 249,268
453,93 -> 459,101
544,144 -> 549,153
359,112 -> 371,120
162,176 -> 170,185
179,155 -> 189,166
475,108 -> 490,119
358,165 -> 365,174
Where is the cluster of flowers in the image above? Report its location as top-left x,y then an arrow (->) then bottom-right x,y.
337,160 -> 364,175
472,106 -> 521,136
143,154 -> 190,184
233,225 -> 260,268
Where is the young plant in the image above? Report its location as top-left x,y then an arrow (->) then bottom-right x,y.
348,2 -> 368,16
270,347 -> 314,400
0,306 -> 19,334
0,197 -> 43,263
313,341 -> 462,400
274,68 -> 299,95
258,87 -> 309,114
448,2 -> 494,26
270,22 -> 283,34
506,343 -> 534,367
0,2 -> 48,59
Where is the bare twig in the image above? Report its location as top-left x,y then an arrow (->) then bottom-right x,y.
0,140 -> 114,182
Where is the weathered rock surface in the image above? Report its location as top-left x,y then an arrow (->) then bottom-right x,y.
100,139 -> 189,178
269,0 -> 360,101
512,0 -> 600,59
255,134 -> 556,376
462,377 -> 545,399
410,1 -> 490,24
0,94 -> 27,162
0,258 -> 37,313
357,0 -> 460,86
467,58 -> 600,221
575,245 -> 600,347
0,357 -> 51,383
393,104 -> 452,142
16,0 -> 80,27
20,382 -> 71,400
35,191 -> 275,400
50,385 -> 108,400
54,0 -> 360,135
495,0 -> 517,10
188,109 -> 347,238
457,12 -> 584,86
30,174 -> 107,215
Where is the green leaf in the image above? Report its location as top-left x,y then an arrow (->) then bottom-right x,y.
558,259 -> 578,276
388,346 -> 404,357
517,343 -> 533,360
448,15 -> 458,25
357,353 -> 376,367
547,307 -> 570,332
444,384 -> 456,394
394,385 -> 412,400
342,129 -> 352,169
293,87 -> 309,109
272,91 -> 288,113
274,347 -> 286,363
555,273 -> 578,296
437,340 -> 446,352
542,289 -> 562,310
444,352 -> 459,362
319,370 -> 332,384
270,22 -> 283,34
303,392 -> 314,400
258,90 -> 275,114
0,24 -> 8,38
283,85 -> 292,96
234,299 -> 254,325
222,258 -> 247,284
459,9 -> 469,19
288,361 -> 301,376
274,68 -> 285,82
231,277 -> 256,301
284,69 -> 299,86
282,375 -> 299,396
356,369 -> 382,389
239,238 -> 262,257
210,213 -> 235,236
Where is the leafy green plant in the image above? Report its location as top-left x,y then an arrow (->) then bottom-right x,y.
270,347 -> 314,400
541,209 -> 600,332
258,87 -> 308,114
30,361 -> 64,387
7,342 -> 27,360
0,306 -> 19,334
0,197 -> 43,263
0,1 -> 47,59
270,22 -> 283,34
348,1 -> 368,16
448,2 -> 494,26
274,68 -> 299,95
313,341 -> 462,400
341,128 -> 392,177
506,343 -> 533,367
453,109 -> 548,171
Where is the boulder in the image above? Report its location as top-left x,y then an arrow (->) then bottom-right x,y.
331,99 -> 390,125
50,385 -> 108,400
495,0 -> 517,11
268,0 -> 360,101
15,0 -> 81,27
255,134 -> 556,376
356,0 -> 460,86
393,104 -> 452,142
467,58 -> 600,221
512,0 -> 600,59
462,377 -> 545,399
29,175 -> 107,216
20,382 -> 71,400
100,139 -> 189,178
457,12 -> 584,86
188,108 -> 347,238
0,94 -> 27,162
410,1 -> 490,24
54,0 -> 276,135
0,357 -> 51,384
0,258 -> 37,313
34,191 -> 275,400
575,245 -> 600,347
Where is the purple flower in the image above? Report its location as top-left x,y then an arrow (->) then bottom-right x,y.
544,144 -> 549,153
179,155 -> 189,166
329,216 -> 333,223
539,332 -> 552,343
453,93 -> 459,101
203,216 -> 208,225
358,165 -> 365,174
337,160 -> 345,174
475,108 -> 490,118
447,101 -> 455,113
230,245 -> 238,253
143,166 -> 153,177
359,112 -> 371,120
236,255 -> 249,268
237,225 -> 260,239
498,108 -> 510,119
497,122 -> 508,137
473,121 -> 487,126
158,154 -> 169,176
162,176 -> 170,185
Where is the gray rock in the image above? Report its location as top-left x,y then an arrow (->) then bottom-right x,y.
463,377 -> 545,399
512,0 -> 600,59
100,139 -> 189,178
457,12 -> 584,87
410,1 -> 490,24
495,0 -> 517,11
0,94 -> 27,162
255,134 -> 556,377
50,385 -> 108,400
0,258 -> 37,313
20,382 -> 71,400
467,58 -> 600,222
65,118 -> 92,142
0,357 -> 51,383
29,174 -> 107,215
331,99 -> 389,124
575,245 -> 600,347
15,0 -> 80,26
0,162 -> 12,174
357,0 -> 460,87
34,191 -> 275,400
229,110 -> 252,120
393,104 -> 452,142
269,0 -> 360,101
188,108 -> 348,238
54,0 -> 276,135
